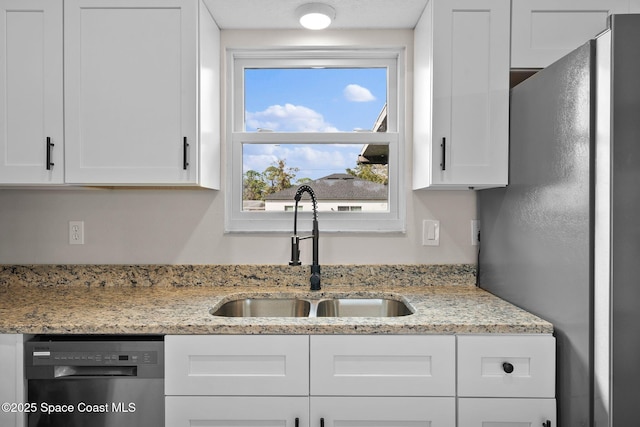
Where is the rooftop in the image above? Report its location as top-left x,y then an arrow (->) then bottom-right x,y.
265,173 -> 387,201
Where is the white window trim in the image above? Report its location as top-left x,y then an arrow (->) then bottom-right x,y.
224,47 -> 406,233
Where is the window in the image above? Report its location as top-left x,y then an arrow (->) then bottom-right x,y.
225,48 -> 405,233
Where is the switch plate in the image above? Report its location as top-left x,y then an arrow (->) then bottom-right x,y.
422,220 -> 440,246
471,220 -> 480,246
69,221 -> 84,245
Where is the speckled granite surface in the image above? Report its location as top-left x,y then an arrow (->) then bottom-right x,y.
0,264 -> 553,335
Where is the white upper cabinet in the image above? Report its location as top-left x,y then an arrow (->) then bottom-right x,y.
0,0 -> 64,184
511,0 -> 630,68
64,0 -> 220,188
413,0 -> 510,190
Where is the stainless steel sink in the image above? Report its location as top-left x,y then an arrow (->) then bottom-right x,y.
211,296 -> 412,318
210,298 -> 311,317
316,298 -> 412,317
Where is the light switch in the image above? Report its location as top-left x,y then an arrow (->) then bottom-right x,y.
422,220 -> 440,246
471,220 -> 480,246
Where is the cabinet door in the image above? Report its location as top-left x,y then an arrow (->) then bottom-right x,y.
165,335 -> 309,396
310,335 -> 455,396
458,398 -> 556,427
64,0 -> 197,185
0,0 -> 63,184
457,335 -> 555,398
414,0 -> 509,189
311,397 -> 455,427
0,334 -> 24,427
166,396 -> 308,427
511,0 -> 629,68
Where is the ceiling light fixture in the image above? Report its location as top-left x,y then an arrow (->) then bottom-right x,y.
296,3 -> 335,30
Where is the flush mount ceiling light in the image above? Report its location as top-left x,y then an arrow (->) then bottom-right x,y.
296,3 -> 336,30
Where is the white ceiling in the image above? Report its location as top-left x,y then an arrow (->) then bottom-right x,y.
202,0 -> 429,30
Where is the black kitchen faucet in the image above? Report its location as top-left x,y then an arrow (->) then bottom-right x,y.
289,185 -> 321,291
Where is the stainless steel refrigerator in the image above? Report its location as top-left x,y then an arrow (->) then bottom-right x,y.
478,14 -> 640,427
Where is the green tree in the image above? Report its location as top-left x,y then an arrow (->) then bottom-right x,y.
243,159 -> 303,201
296,177 -> 313,185
263,159 -> 299,196
243,169 -> 267,200
346,163 -> 388,185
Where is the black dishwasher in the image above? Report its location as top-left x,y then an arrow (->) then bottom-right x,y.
25,335 -> 164,427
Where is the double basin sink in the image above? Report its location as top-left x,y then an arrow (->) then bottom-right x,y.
211,296 -> 413,318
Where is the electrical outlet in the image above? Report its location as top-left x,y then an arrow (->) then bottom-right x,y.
69,221 -> 84,245
471,220 -> 480,246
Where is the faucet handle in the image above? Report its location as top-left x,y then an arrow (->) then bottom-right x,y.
289,236 -> 301,266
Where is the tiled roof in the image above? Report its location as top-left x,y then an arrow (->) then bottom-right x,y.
265,173 -> 387,201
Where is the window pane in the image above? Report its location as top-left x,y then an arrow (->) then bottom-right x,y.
244,68 -> 387,132
242,143 -> 389,212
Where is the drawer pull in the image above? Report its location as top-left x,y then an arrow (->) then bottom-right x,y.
502,362 -> 514,374
542,421 -> 551,427
183,136 -> 189,170
295,418 -> 299,427
46,137 -> 54,170
320,418 -> 324,427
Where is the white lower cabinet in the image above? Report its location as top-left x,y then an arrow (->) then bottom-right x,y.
165,334 -> 554,427
165,335 -> 309,396
0,334 -> 25,427
457,335 -> 555,398
457,335 -> 556,426
310,335 -> 456,427
165,396 -> 309,427
310,335 -> 455,396
311,397 -> 455,427
458,398 -> 556,427
165,396 -> 454,427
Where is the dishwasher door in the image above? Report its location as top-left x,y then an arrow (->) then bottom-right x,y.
25,336 -> 164,427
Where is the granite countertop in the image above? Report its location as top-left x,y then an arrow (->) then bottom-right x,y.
0,264 -> 553,335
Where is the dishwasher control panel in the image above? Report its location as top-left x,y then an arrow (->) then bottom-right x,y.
30,349 -> 159,366
25,335 -> 164,379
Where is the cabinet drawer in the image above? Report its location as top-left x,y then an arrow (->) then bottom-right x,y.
311,396 -> 455,427
458,397 -> 556,426
310,335 -> 455,396
166,396 -> 309,427
457,335 -> 555,398
165,335 -> 309,396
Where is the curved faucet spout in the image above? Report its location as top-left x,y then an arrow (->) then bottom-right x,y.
290,185 -> 321,291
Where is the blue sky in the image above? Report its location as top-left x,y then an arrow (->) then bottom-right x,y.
243,68 -> 386,180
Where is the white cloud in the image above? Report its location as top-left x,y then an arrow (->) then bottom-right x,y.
246,103 -> 338,132
343,84 -> 376,102
243,144 -> 361,179
292,145 -> 351,173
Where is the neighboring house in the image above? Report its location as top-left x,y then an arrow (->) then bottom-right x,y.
264,173 -> 388,212
358,103 -> 389,165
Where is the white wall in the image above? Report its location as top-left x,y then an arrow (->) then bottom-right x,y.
0,29 -> 478,265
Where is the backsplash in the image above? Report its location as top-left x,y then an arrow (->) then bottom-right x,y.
0,264 -> 476,288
